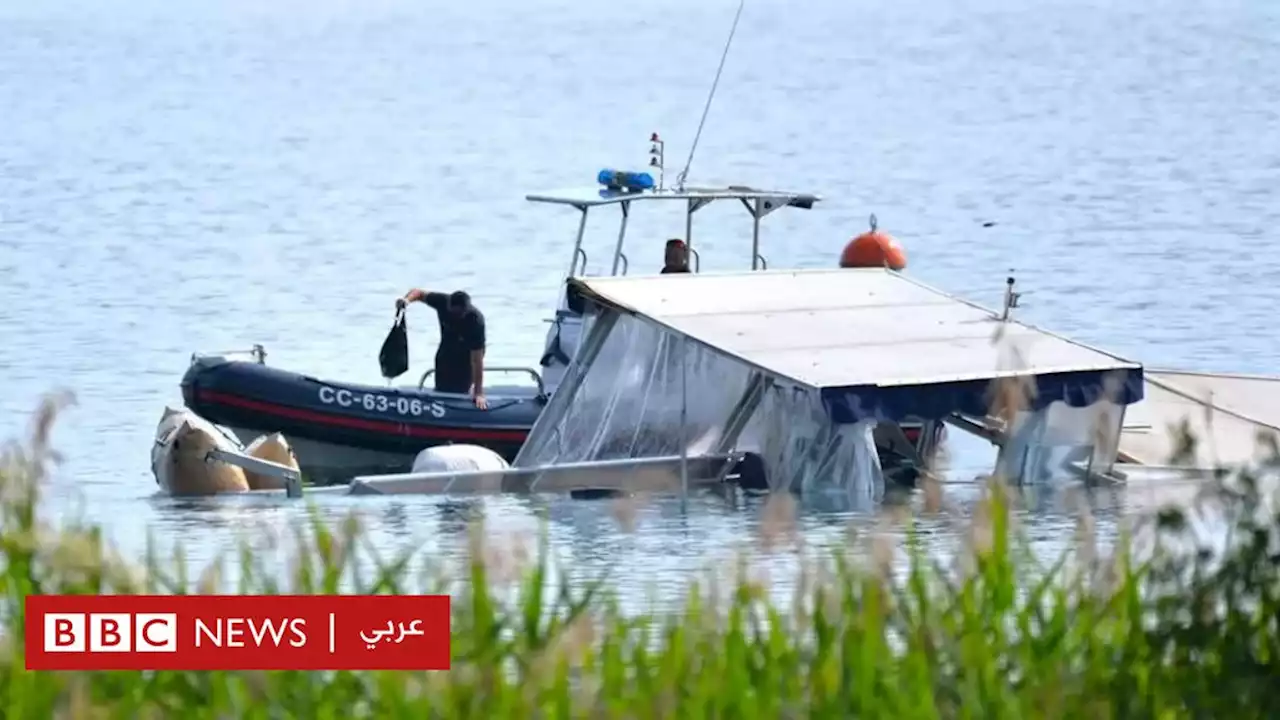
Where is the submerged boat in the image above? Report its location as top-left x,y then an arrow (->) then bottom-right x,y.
152,405 -> 250,496
340,268 -> 1147,500
151,405 -> 306,495
178,136 -> 934,483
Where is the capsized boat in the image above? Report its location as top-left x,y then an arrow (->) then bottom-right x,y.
151,406 -> 306,496
151,405 -> 250,496
177,135 -> 933,484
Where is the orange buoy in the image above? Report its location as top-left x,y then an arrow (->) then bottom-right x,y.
840,214 -> 907,271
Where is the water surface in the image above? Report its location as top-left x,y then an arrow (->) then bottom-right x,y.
1,0 -> 1277,604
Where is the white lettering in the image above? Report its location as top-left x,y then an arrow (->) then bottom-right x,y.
248,618 -> 292,647
194,619 -> 216,647
226,618 -> 247,647
318,386 -> 449,419
193,618 -> 308,648
287,618 -> 308,647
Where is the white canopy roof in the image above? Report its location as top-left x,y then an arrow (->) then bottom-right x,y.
570,268 -> 1142,391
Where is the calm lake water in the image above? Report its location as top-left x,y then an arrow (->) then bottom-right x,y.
1,0 -> 1278,607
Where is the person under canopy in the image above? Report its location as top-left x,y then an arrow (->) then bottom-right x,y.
660,238 -> 691,274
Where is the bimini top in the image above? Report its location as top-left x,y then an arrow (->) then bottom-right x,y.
526,184 -> 821,211
568,268 -> 1145,424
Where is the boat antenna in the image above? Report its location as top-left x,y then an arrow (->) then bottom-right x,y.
675,0 -> 747,192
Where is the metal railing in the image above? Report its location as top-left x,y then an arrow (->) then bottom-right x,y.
417,366 -> 547,397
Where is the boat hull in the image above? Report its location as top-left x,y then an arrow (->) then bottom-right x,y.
181,356 -> 545,484
152,406 -> 251,496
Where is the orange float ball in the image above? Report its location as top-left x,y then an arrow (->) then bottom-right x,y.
840,214 -> 907,271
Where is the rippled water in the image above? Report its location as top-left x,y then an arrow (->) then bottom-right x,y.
1,0 -> 1278,603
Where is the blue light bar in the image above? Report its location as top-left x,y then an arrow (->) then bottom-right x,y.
597,169 -> 655,193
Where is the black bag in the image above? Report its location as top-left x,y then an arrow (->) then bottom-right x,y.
378,308 -> 410,380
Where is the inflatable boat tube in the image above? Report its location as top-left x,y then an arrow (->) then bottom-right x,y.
180,356 -> 545,465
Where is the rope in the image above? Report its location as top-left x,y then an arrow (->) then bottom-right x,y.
676,0 -> 746,191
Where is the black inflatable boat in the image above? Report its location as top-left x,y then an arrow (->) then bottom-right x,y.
180,352 -> 546,483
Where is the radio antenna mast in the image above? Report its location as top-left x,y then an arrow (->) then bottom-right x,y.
675,0 -> 746,192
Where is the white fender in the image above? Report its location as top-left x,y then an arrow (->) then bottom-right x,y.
411,444 -> 510,474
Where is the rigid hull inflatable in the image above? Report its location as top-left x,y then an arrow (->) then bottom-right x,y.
181,354 -> 544,483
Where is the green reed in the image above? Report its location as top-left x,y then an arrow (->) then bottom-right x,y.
3,389 -> 1280,719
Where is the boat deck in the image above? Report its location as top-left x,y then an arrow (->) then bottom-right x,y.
1118,370 -> 1280,468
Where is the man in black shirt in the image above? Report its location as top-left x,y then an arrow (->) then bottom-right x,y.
396,288 -> 488,409
660,238 -> 691,274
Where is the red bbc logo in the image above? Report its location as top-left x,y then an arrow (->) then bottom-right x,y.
44,613 -> 177,653
26,594 -> 452,672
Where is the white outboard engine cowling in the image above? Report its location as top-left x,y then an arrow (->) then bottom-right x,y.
411,444 -> 510,474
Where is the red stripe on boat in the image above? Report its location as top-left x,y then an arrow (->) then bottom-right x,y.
194,389 -> 530,443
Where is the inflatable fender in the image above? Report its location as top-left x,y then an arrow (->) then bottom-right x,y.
244,432 -> 301,491
411,444 -> 511,474
152,406 -> 249,496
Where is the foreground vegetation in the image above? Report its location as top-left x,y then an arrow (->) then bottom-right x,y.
3,390 -> 1280,718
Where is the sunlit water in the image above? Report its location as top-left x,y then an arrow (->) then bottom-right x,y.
1,0 -> 1278,608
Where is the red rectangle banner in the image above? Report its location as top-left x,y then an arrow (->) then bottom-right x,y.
24,594 -> 451,671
